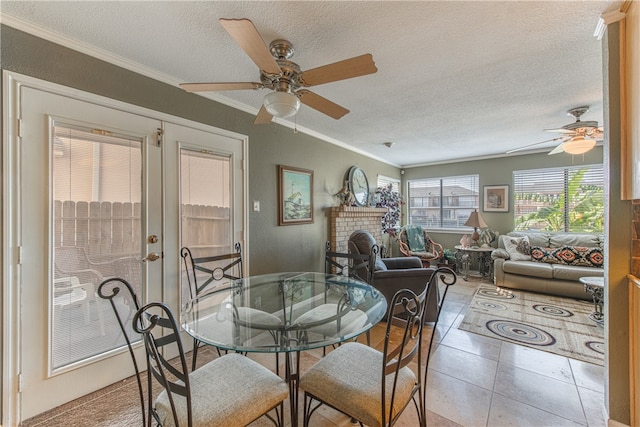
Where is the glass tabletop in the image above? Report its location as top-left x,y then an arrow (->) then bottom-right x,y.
181,271 -> 387,353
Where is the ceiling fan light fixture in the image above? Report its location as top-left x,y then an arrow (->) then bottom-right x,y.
563,135 -> 596,155
263,91 -> 300,118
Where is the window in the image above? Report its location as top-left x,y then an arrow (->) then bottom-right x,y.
377,174 -> 400,193
513,165 -> 604,232
408,175 -> 479,229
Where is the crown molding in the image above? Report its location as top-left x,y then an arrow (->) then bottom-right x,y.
0,13 -> 400,168
594,5 -> 628,40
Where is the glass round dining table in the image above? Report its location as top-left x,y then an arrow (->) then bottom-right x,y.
181,271 -> 387,426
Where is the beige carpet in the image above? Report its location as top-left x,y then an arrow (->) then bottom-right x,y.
459,284 -> 604,366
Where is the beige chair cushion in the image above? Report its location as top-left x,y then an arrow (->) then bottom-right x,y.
294,304 -> 368,337
156,353 -> 288,427
408,250 -> 437,259
300,342 -> 417,427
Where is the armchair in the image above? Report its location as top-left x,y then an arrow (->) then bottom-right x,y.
348,230 -> 440,322
398,225 -> 444,267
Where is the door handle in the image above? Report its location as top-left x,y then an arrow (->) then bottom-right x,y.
142,252 -> 161,262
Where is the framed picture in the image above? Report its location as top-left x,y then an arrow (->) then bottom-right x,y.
483,185 -> 509,212
278,165 -> 314,225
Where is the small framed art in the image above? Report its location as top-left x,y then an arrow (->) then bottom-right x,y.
278,165 -> 314,225
483,185 -> 509,212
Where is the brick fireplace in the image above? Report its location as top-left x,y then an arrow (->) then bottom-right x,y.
329,206 -> 388,254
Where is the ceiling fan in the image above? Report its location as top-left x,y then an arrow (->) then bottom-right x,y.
180,18 -> 378,124
507,106 -> 603,155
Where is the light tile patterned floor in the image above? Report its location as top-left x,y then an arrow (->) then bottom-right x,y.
23,278 -> 606,427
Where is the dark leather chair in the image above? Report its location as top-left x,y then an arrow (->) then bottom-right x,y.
348,229 -> 440,322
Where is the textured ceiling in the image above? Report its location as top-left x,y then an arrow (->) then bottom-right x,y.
0,1 -> 620,167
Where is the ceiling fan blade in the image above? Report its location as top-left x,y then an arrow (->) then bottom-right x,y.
505,136 -> 566,154
180,82 -> 262,92
300,54 -> 377,87
589,127 -> 604,140
254,105 -> 273,125
219,18 -> 281,75
543,128 -> 576,134
548,143 -> 566,155
297,90 -> 350,119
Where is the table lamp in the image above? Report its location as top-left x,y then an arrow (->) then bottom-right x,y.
464,209 -> 488,246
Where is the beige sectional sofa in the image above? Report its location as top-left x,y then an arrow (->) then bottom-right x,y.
492,231 -> 604,300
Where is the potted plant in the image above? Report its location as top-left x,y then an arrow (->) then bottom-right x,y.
437,248 -> 457,272
374,184 -> 404,237
374,184 -> 404,256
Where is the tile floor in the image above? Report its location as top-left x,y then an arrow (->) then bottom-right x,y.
23,278 -> 606,426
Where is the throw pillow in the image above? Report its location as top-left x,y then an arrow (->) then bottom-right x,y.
405,224 -> 426,252
530,246 -> 556,263
531,246 -> 604,268
503,236 -> 531,261
374,256 -> 388,271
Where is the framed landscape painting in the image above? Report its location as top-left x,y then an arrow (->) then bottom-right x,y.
483,185 -> 509,212
278,165 -> 314,225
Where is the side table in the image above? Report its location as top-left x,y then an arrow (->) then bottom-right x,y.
454,245 -> 494,281
579,276 -> 604,324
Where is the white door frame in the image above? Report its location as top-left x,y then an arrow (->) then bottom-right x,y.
1,70 -> 249,425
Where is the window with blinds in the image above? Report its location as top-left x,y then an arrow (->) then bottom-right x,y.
52,124 -> 142,370
513,165 -> 604,232
376,175 -> 400,193
408,174 -> 479,229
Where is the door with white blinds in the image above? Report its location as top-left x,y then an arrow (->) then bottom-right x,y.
18,87 -> 163,419
13,84 -> 246,421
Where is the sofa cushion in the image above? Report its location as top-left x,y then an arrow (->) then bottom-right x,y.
531,246 -> 604,268
552,264 -> 605,281
502,260 -> 553,278
549,233 -> 603,248
502,236 -> 531,261
505,232 -> 550,248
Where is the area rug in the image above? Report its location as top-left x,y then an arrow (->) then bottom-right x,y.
459,284 -> 604,366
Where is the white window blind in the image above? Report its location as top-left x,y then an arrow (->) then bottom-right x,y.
377,175 -> 400,193
513,165 -> 604,232
408,174 -> 479,229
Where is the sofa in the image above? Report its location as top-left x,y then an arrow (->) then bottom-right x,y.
492,231 -> 604,300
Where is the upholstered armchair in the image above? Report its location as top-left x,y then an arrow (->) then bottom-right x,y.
398,225 -> 444,267
348,229 -> 440,322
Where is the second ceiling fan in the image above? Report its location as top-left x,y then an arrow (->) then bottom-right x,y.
507,106 -> 603,155
180,18 -> 378,124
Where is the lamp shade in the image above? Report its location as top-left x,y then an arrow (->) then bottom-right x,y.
563,136 -> 596,155
464,210 -> 488,229
263,91 -> 300,118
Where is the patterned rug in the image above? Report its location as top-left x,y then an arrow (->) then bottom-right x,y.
459,284 -> 605,366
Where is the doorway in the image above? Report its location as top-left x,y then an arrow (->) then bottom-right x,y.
2,72 -> 247,423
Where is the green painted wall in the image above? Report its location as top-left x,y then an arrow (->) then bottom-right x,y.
402,147 -> 604,251
0,25 -> 399,275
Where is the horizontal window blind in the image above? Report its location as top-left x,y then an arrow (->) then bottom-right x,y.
376,175 -> 400,193
408,174 -> 479,229
513,165 -> 604,232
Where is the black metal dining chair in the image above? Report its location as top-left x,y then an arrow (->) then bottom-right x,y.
299,266 -> 456,427
302,241 -> 377,347
97,277 -> 145,427
181,244 -> 282,372
181,244 -> 243,369
132,301 -> 288,427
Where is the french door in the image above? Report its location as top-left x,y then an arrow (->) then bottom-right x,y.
5,75 -> 246,422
